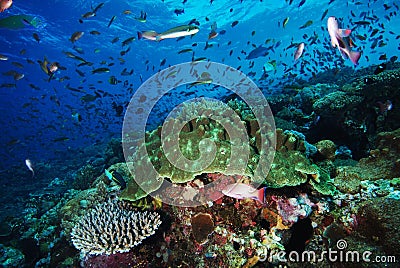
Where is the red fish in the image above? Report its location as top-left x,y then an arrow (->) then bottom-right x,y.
222,183 -> 266,204
0,0 -> 12,12
327,16 -> 361,65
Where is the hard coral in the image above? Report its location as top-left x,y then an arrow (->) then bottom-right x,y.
71,200 -> 161,256
83,250 -> 148,268
121,98 -> 276,202
191,212 -> 214,244
315,139 -> 336,160
274,193 -> 314,227
334,128 -> 400,189
356,197 -> 400,256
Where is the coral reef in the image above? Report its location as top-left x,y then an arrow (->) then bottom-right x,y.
123,102 -> 335,201
312,91 -> 364,116
121,98 -> 276,201
3,67 -> 400,267
314,139 -> 336,160
334,128 -> 400,195
355,197 -> 400,257
191,212 -> 214,244
72,163 -> 103,190
274,193 -> 314,227
0,244 -> 25,268
71,200 -> 161,256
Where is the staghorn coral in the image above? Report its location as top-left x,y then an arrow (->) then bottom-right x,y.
71,200 -> 161,256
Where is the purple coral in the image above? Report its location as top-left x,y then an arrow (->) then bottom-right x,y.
274,193 -> 314,226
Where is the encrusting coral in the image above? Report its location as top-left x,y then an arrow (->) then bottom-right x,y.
71,200 -> 161,256
191,212 -> 214,244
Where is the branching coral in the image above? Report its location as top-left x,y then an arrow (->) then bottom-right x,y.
71,200 -> 161,256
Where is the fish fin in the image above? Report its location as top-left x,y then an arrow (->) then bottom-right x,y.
258,187 -> 266,204
155,35 -> 162,42
48,73 -> 55,82
104,169 -> 112,180
338,47 -> 348,59
349,50 -> 361,65
338,28 -> 351,37
349,37 -> 356,48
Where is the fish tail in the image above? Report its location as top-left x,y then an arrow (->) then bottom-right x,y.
137,31 -> 142,40
48,73 -> 54,82
349,50 -> 361,65
258,187 -> 266,204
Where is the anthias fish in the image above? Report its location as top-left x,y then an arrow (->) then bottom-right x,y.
294,42 -> 305,61
0,0 -> 12,12
70,31 -> 84,43
327,16 -> 361,65
222,183 -> 266,204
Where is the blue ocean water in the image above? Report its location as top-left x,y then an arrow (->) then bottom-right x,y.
1,0 -> 399,171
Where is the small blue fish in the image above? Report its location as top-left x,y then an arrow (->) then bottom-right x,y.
246,46 -> 270,60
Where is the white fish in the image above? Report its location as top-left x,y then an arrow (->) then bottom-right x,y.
294,42 -> 305,61
222,183 -> 266,204
25,159 -> 34,178
327,16 -> 361,65
138,25 -> 199,41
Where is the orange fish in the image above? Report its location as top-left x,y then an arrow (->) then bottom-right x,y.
0,0 -> 12,12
